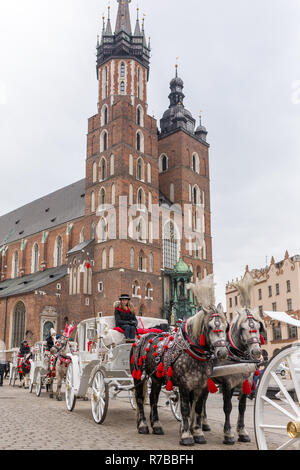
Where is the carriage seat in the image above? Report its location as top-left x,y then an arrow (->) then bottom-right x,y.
99,316 -> 169,348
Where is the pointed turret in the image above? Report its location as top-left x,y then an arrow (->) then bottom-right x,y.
134,7 -> 142,36
105,5 -> 113,35
115,0 -> 132,35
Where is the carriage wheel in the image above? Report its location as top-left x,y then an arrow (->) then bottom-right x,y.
36,370 -> 42,397
169,388 -> 182,422
254,343 -> 300,450
29,381 -> 33,393
91,370 -> 109,425
65,363 -> 77,412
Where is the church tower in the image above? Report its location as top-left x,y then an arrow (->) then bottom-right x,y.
158,66 -> 213,283
85,0 -> 162,317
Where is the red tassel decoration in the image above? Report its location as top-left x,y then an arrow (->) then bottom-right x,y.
242,379 -> 252,395
153,352 -> 158,357
156,362 -> 164,378
252,381 -> 256,391
260,334 -> 265,345
207,378 -> 218,394
145,347 -> 149,353
138,357 -> 143,367
149,339 -> 153,344
131,355 -> 134,365
136,370 -> 142,381
200,334 -> 205,347
255,370 -> 260,376
164,345 -> 168,351
167,366 -> 173,378
132,369 -> 137,379
166,380 -> 173,391
143,355 -> 147,361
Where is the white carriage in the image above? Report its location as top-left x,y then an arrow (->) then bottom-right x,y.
254,311 -> 300,450
65,315 -> 169,424
28,341 -> 50,396
8,349 -> 19,386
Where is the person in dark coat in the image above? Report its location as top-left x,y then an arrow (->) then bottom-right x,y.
114,294 -> 138,340
18,340 -> 30,357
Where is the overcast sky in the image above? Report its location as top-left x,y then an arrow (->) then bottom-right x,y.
0,0 -> 299,305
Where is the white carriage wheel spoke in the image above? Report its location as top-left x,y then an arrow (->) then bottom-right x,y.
286,356 -> 300,404
259,424 -> 287,430
277,438 -> 298,451
262,395 -> 297,421
270,371 -> 300,418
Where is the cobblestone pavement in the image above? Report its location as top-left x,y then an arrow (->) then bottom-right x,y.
0,379 -> 262,450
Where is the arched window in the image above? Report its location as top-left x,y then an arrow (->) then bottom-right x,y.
110,154 -> 114,176
99,187 -> 106,206
192,153 -> 200,173
137,217 -> 146,241
159,154 -> 168,173
101,105 -> 108,126
43,321 -> 54,342
137,188 -> 145,208
138,250 -> 145,271
32,243 -> 39,273
130,248 -> 135,269
120,62 -> 126,78
99,157 -> 107,181
147,163 -> 151,183
163,221 -> 179,269
136,131 -> 144,152
129,154 -> 133,175
12,301 -> 26,348
102,248 -> 107,269
55,236 -> 63,267
146,283 -> 153,299
120,81 -> 125,95
12,251 -> 19,278
149,253 -> 153,273
136,157 -> 144,181
193,185 -> 200,205
91,222 -> 96,239
100,131 -> 108,152
98,218 -> 107,243
92,161 -> 97,183
129,184 -> 133,205
136,106 -> 144,127
109,247 -> 114,268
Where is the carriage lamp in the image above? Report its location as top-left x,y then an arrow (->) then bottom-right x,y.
287,421 -> 300,438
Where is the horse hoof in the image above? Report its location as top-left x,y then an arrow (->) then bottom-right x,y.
152,427 -> 164,435
194,435 -> 207,445
180,437 -> 195,447
238,435 -> 251,443
56,396 -> 62,401
138,426 -> 150,435
223,436 -> 235,445
202,424 -> 211,432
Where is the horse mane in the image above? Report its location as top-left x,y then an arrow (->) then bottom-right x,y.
186,274 -> 216,309
229,272 -> 256,308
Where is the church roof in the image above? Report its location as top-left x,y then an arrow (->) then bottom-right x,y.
0,179 -> 85,247
0,264 -> 67,299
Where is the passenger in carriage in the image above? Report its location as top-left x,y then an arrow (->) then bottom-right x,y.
18,340 -> 30,358
46,328 -> 57,352
114,294 -> 138,341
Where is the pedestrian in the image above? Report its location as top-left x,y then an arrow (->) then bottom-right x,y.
0,340 -> 6,386
114,294 -> 138,341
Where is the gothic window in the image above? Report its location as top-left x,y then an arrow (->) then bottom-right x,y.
136,157 -> 144,181
92,162 -> 97,183
110,154 -> 115,176
147,163 -> 151,183
129,155 -> 133,175
111,184 -> 115,205
170,183 -> 174,203
136,131 -> 144,152
149,253 -> 153,273
32,243 -> 39,273
136,106 -> 144,127
146,283 -> 153,299
137,217 -> 146,241
120,62 -> 126,78
43,321 -> 54,342
99,188 -> 106,206
129,184 -> 133,205
120,81 -> 125,95
137,188 -> 145,208
138,251 -> 145,271
102,248 -> 107,269
91,222 -> 96,239
163,221 -> 179,269
193,185 -> 200,205
99,157 -> 107,181
101,105 -> 108,126
192,153 -> 200,173
12,301 -> 26,348
55,236 -> 63,267
100,131 -> 108,152
98,218 -> 107,243
159,154 -> 168,173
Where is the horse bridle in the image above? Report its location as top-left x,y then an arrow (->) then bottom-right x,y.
228,309 -> 262,359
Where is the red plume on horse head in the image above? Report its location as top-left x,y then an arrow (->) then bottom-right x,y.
63,322 -> 75,338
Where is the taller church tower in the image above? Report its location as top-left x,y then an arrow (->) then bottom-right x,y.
85,0 -> 162,317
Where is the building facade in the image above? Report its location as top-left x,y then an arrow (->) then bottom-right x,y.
226,251 -> 300,358
0,0 -> 213,347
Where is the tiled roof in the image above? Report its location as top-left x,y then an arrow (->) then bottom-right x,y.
0,180 -> 85,246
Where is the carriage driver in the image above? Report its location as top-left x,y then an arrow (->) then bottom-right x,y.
114,294 -> 138,341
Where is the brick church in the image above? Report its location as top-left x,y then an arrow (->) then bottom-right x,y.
0,0 -> 212,347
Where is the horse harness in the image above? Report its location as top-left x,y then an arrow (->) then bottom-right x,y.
228,309 -> 262,361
